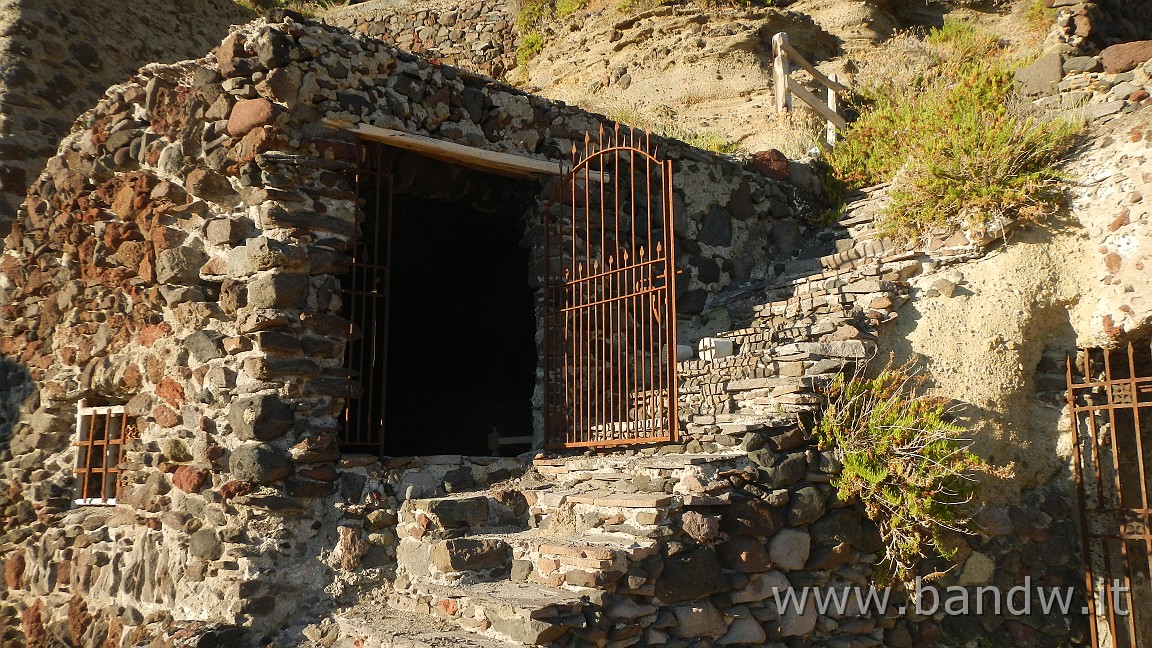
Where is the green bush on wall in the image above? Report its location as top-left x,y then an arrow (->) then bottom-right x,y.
814,363 -> 1013,585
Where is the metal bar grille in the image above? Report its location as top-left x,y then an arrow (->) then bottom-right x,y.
1067,342 -> 1152,648
339,143 -> 393,455
73,400 -> 128,506
542,126 -> 678,449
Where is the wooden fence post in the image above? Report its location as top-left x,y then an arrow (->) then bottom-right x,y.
827,73 -> 838,146
772,33 -> 790,113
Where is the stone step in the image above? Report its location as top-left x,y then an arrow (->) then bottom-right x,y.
397,536 -> 514,585
399,490 -> 529,540
392,579 -> 595,646
500,530 -> 659,590
333,618 -> 522,648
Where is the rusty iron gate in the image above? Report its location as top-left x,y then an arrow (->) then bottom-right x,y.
1067,342 -> 1152,648
339,143 -> 394,455
542,126 -> 678,449
73,401 -> 131,505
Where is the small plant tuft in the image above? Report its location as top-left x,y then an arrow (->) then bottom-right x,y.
517,31 -> 546,68
814,362 -> 1013,585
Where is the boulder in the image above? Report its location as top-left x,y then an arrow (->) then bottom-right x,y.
228,443 -> 293,484
787,486 -> 827,526
717,536 -> 771,573
227,98 -> 279,137
188,528 -> 222,560
730,569 -> 790,604
721,499 -> 785,537
229,393 -> 294,442
656,548 -> 728,603
672,600 -> 727,638
429,538 -> 510,573
1101,40 -> 1152,74
1013,52 -> 1063,97
749,149 -> 789,181
768,529 -> 811,570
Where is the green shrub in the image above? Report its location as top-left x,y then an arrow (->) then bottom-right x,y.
814,363 -> 1012,585
826,20 -> 1082,241
516,0 -> 554,32
517,31 -> 546,68
555,0 -> 588,18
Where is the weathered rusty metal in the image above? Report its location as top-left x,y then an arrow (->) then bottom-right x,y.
1067,342 -> 1152,648
339,143 -> 394,455
543,125 -> 678,449
73,401 -> 127,505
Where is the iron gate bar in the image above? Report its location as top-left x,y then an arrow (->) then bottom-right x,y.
542,125 -> 678,449
73,402 -> 127,504
1067,341 -> 1152,648
340,143 -> 393,455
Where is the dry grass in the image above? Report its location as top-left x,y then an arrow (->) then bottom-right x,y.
752,108 -> 825,159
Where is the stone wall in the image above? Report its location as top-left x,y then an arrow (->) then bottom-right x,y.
0,12 -> 813,645
1051,0 -> 1152,53
0,0 -> 254,230
326,0 -> 520,80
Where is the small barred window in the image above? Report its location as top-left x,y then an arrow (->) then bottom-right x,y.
73,400 -> 130,506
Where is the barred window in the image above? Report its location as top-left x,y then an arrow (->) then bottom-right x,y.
73,400 -> 129,506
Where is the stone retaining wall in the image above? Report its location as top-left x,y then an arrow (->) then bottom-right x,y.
326,0 -> 520,80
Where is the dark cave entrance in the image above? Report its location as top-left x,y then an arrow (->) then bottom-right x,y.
339,143 -> 539,458
383,195 -> 537,457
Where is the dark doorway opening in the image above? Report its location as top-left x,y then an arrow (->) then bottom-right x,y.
340,144 -> 541,458
382,195 -> 537,457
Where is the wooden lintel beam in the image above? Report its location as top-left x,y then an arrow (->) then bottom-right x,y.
325,119 -> 609,182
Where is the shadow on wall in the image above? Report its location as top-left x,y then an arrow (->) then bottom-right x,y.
0,355 -> 36,459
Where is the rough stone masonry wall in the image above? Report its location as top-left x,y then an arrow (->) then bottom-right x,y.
0,0 -> 255,229
0,12 -> 811,645
326,0 -> 521,81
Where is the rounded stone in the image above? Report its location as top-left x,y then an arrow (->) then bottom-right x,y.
228,443 -> 292,484
226,97 -> 278,137
188,528 -> 222,560
229,393 -> 294,442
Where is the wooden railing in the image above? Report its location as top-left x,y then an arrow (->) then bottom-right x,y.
772,32 -> 848,145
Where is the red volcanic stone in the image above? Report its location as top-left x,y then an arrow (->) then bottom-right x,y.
749,149 -> 790,181
229,127 -> 282,165
216,32 -> 248,78
1101,40 -> 1152,74
67,594 -> 92,646
1130,88 -> 1151,103
219,480 -> 254,500
173,466 -> 208,493
138,322 -> 171,347
4,550 -> 26,589
227,98 -> 278,137
1004,620 -> 1042,646
153,404 -> 180,428
155,377 -> 184,407
22,599 -> 47,647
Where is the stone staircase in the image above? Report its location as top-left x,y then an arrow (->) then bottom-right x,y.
385,454 -> 752,646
